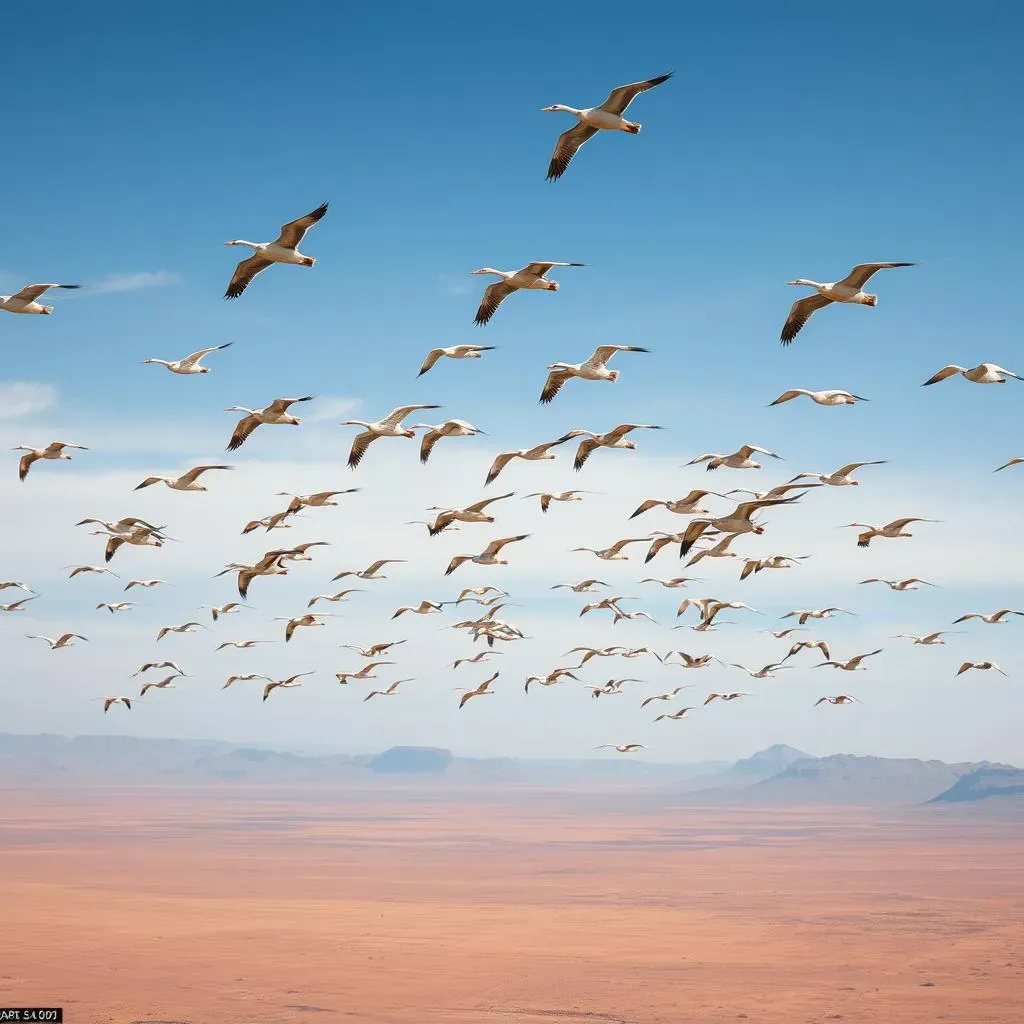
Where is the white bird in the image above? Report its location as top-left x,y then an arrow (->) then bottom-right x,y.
421,492 -> 514,536
445,535 -> 529,576
0,595 -> 38,612
784,639 -> 832,661
995,457 -> 1024,473
262,673 -> 314,702
789,461 -> 887,487
142,343 -> 232,374
222,673 -> 273,690
593,743 -> 647,753
224,202 -> 328,299
843,517 -> 938,548
200,602 -> 245,621
140,675 -> 180,696
457,671 -> 499,708
216,639 -> 273,651
571,537 -> 648,561
953,609 -> 1023,625
769,389 -> 868,407
242,511 -> 295,535
922,363 -> 1022,386
524,490 -> 595,513
859,577 -> 938,591
413,419 -> 484,465
817,649 -> 883,671
814,695 -> 859,706
781,607 -> 853,626
580,595 -> 636,618
630,490 -> 723,519
28,633 -> 88,650
339,640 -> 407,659
551,579 -> 608,593
99,696 -> 136,713
539,345 -> 649,404
0,283 -> 80,314
731,662 -> 791,679
133,661 -> 185,677
665,652 -> 719,669
640,686 -> 692,709
763,628 -> 806,639
418,344 -> 495,377
135,464 -> 234,492
13,441 -> 88,481
703,692 -> 751,705
156,622 -> 205,641
892,632 -> 957,646
456,586 -> 507,601
740,554 -> 809,580
332,559 -> 406,582
572,423 -> 663,471
340,404 -> 441,469
654,707 -> 698,722
364,679 -> 414,702
484,432 -> 583,485
125,579 -> 169,591
639,576 -> 703,588
780,263 -> 915,344
452,651 -> 503,670
225,396 -> 314,451
678,495 -> 802,556
956,661 -> 1008,677
472,262 -> 584,325
335,661 -> 396,685
96,601 -> 134,613
276,489 -> 360,514
565,645 -> 626,666
687,444 -> 780,472
274,613 -> 334,642
393,600 -> 449,618
524,667 -> 581,692
542,72 -> 673,181
306,589 -> 362,609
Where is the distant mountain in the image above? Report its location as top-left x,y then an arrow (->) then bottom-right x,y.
725,744 -> 811,777
368,746 -> 453,774
742,754 -> 1003,806
930,766 -> 1024,803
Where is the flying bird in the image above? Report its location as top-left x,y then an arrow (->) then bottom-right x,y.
27,633 -> 88,650
99,696 -> 135,713
156,622 -> 205,641
654,707 -> 698,722
364,679 -> 414,702
789,461 -> 887,487
140,675 -> 179,696
225,396 -> 314,451
630,490 -> 723,518
814,695 -> 859,706
687,444 -> 781,472
859,578 -> 938,591
341,404 -> 442,468
339,640 -> 408,659
418,344 -> 495,376
524,490 -> 595,513
335,661 -> 396,685
542,72 -> 673,181
994,457 -> 1024,473
414,419 -> 484,464
892,632 -> 957,646
142,343 -> 232,374
1,283 -> 79,314
457,671 -> 499,708
953,609 -> 1023,624
484,433 -> 583,485
13,441 -> 88,481
843,518 -> 938,548
593,743 -> 647,753
262,673 -> 313,701
445,535 -> 529,575
703,692 -> 751,705
124,579 -> 169,591
956,661 -> 1008,677
135,464 -> 233,492
472,262 -> 583,325
133,661 -> 185,677
921,363 -> 1022,386
551,579 -> 608,593
276,489 -> 360,513
571,423 -> 663,471
96,601 -> 134,613
539,345 -> 649,403
332,559 -> 406,582
784,639 -> 831,661
817,649 -> 883,671
0,595 -> 38,612
224,202 -> 328,298
780,262 -> 915,344
222,673 -> 273,689
769,389 -> 868,406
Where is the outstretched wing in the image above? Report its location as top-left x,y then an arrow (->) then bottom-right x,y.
474,281 -> 516,325
275,202 -> 329,248
600,72 -> 673,115
546,122 -> 599,181
225,254 -> 272,299
12,283 -> 80,302
780,293 -> 833,345
836,262 -> 915,289
227,414 -> 261,451
539,368 -> 573,404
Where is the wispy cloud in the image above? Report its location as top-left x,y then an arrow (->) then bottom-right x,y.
0,381 -> 58,419
438,273 -> 473,297
303,396 -> 361,423
85,271 -> 182,295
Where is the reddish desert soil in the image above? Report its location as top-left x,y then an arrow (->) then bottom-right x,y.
0,784 -> 1021,1024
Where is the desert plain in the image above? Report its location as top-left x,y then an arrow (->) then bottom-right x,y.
1,783 -> 1022,1024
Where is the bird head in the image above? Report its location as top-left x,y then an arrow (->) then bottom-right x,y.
609,370 -> 621,382
546,280 -> 560,292
198,366 -> 212,374
41,305 -> 54,314
285,415 -> 301,426
624,440 -> 638,451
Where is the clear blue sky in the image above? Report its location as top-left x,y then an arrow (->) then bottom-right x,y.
2,1 -> 1023,764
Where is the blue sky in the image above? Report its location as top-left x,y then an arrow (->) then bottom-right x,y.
2,2 -> 1023,763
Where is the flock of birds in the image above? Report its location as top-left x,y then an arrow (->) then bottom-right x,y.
5,71 -> 1022,754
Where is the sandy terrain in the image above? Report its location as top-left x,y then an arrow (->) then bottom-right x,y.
0,784 -> 1021,1024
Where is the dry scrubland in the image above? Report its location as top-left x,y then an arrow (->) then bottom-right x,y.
1,784 -> 1022,1024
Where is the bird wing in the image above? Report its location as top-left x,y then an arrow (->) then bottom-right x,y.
227,414 -> 262,451
418,349 -> 445,376
274,201 -> 329,248
466,492 -> 514,513
922,365 -> 964,386
780,293 -> 833,345
181,343 -> 232,366
609,422 -> 657,439
539,368 -> 574,404
347,431 -> 378,469
600,72 -> 673,114
522,261 -> 582,277
482,534 -> 528,557
546,122 -> 600,181
484,451 -> 518,485
381,404 -> 437,428
268,396 -> 314,415
770,390 -> 803,405
573,438 -> 601,471
474,280 -> 516,325
225,254 -> 273,299
445,555 -> 471,576
180,464 -> 232,485
419,430 -> 442,465
884,517 -> 927,530
18,452 -> 39,481
12,283 -> 79,302
836,262 -> 915,289
592,344 -> 647,365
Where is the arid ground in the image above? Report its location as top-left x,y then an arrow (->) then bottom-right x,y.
1,784 -> 1021,1024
